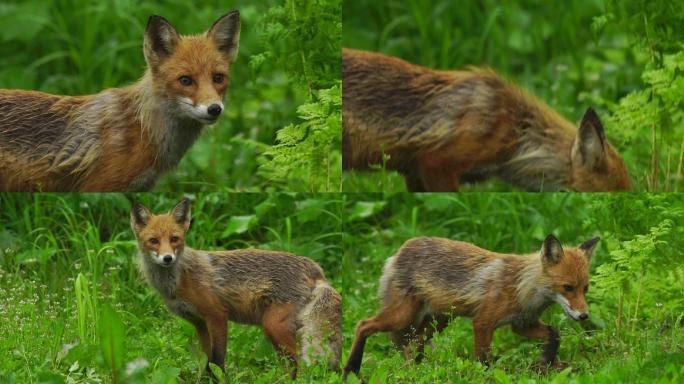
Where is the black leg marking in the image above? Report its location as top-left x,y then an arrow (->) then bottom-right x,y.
541,325 -> 560,364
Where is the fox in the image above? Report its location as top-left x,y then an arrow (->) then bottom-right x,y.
342,48 -> 632,192
0,12 -> 240,191
130,198 -> 343,378
343,235 -> 599,379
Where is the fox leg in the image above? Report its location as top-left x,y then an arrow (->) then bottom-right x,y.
344,295 -> 422,377
512,321 -> 561,366
472,316 -> 497,365
262,303 -> 298,379
184,316 -> 212,362
400,168 -> 427,192
205,315 -> 228,371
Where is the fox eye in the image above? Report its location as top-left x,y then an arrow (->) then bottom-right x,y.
170,236 -> 179,243
149,238 -> 159,245
213,74 -> 225,83
563,284 -> 574,292
179,76 -> 193,86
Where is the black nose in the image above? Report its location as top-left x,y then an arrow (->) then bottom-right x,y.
207,104 -> 222,117
579,313 -> 588,320
162,255 -> 173,263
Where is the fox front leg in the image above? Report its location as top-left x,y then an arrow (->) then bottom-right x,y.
472,318 -> 496,365
512,321 -> 564,367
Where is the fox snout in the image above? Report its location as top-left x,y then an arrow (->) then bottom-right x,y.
555,293 -> 589,321
149,250 -> 176,267
161,253 -> 175,265
207,103 -> 222,117
177,97 -> 224,124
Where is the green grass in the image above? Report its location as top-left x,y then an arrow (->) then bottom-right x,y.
0,0 -> 341,192
342,0 -> 684,192
0,193 -> 682,383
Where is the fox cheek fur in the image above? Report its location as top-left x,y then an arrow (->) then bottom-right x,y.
130,200 -> 189,267
144,12 -> 239,125
541,235 -> 598,321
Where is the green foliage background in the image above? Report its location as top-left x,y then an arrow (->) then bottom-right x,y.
342,0 -> 684,192
0,0 -> 341,192
0,193 -> 682,382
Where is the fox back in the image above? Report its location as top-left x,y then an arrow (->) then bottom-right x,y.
381,236 -> 597,324
0,12 -> 240,191
342,48 -> 631,192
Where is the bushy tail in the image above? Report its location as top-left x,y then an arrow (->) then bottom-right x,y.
298,280 -> 343,370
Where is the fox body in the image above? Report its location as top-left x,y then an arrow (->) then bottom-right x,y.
0,12 -> 240,191
344,235 -> 599,378
343,48 -> 631,192
131,199 -> 342,377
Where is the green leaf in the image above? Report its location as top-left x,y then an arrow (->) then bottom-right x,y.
150,366 -> 181,384
222,215 -> 257,237
99,304 -> 125,381
349,201 -> 386,221
296,198 -> 328,223
208,363 -> 224,382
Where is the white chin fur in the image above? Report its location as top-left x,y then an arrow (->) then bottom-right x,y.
555,294 -> 582,320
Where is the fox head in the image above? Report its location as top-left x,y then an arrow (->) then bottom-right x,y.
540,234 -> 599,321
130,198 -> 192,267
569,108 -> 631,191
143,11 -> 240,125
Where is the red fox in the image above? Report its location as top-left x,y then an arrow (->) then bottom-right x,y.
130,198 -> 342,378
343,48 -> 632,192
344,235 -> 599,378
0,12 -> 240,191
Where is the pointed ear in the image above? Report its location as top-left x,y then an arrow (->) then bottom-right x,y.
143,15 -> 180,66
131,203 -> 152,232
541,234 -> 564,266
207,10 -> 240,62
171,198 -> 192,231
572,107 -> 607,169
579,236 -> 600,260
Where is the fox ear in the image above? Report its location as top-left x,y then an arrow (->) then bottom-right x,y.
541,234 -> 564,266
131,203 -> 152,232
171,198 -> 192,231
144,15 -> 180,65
579,236 -> 600,260
208,10 -> 240,62
572,107 -> 607,170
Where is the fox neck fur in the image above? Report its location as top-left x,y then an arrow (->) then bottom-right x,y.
508,254 -> 557,325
